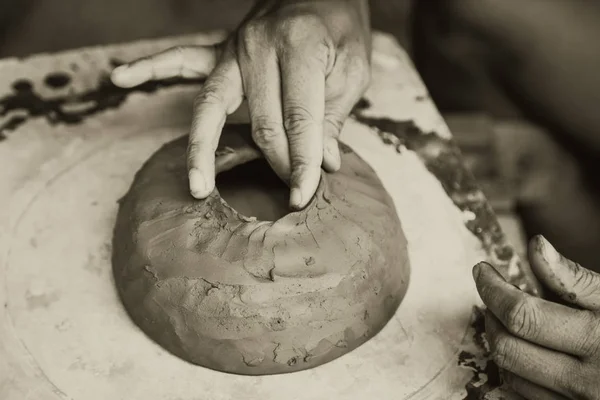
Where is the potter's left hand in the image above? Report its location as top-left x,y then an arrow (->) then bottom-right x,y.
473,235 -> 600,400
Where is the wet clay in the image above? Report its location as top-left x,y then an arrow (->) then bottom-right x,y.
112,124 -> 410,375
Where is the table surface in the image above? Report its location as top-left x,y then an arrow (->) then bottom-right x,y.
0,31 -> 537,400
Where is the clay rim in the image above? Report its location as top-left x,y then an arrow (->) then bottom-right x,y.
208,146 -> 333,226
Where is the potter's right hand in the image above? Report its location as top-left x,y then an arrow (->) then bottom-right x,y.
110,0 -> 371,210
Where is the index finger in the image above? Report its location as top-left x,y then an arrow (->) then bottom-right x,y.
188,54 -> 244,199
473,262 -> 599,358
280,53 -> 326,209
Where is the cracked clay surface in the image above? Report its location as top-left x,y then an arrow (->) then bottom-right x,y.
112,124 -> 411,375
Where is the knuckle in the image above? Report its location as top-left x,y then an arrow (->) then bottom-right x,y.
324,114 -> 344,137
290,157 -> 318,176
195,85 -> 224,108
315,38 -> 335,71
560,364 -> 599,400
170,47 -> 189,73
490,335 -> 517,370
172,45 -> 187,59
187,141 -> 201,154
289,146 -> 321,171
277,14 -> 324,44
241,19 -> 263,37
283,107 -> 316,135
252,122 -> 284,148
578,311 -> 600,357
276,14 -> 332,69
238,20 -> 265,54
505,297 -> 540,339
573,266 -> 598,295
186,142 -> 201,165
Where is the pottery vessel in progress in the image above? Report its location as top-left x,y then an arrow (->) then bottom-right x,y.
112,124 -> 411,375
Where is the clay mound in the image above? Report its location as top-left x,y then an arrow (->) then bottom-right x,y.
112,124 -> 410,375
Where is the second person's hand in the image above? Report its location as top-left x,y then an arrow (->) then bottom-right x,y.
473,236 -> 600,399
111,0 -> 371,209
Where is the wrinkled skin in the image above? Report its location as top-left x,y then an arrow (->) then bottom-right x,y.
111,0 -> 371,210
473,236 -> 600,399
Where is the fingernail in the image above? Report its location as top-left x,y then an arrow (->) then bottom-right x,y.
112,64 -> 127,73
189,168 -> 207,198
111,65 -> 129,80
110,65 -> 132,86
290,188 -> 303,209
472,261 -> 490,280
540,236 -> 560,264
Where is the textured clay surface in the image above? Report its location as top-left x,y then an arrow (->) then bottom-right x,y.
112,124 -> 410,375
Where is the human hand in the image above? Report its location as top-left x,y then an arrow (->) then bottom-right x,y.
472,236 -> 600,399
111,0 -> 371,209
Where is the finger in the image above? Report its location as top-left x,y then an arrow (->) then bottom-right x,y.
321,84 -> 349,173
503,371 -> 569,400
237,34 -> 291,184
322,50 -> 371,172
473,261 -> 598,357
111,45 -> 219,88
485,311 -> 587,399
529,235 -> 600,311
280,54 -> 326,209
321,94 -> 352,173
188,53 -> 243,199
322,133 -> 341,172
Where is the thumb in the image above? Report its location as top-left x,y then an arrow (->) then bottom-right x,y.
529,235 -> 600,311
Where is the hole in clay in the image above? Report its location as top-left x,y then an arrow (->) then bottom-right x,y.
216,159 -> 290,221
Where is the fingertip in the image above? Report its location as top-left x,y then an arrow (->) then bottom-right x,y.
289,187 -> 304,210
472,261 -> 490,281
111,64 -> 128,76
539,235 -> 561,265
110,65 -> 138,88
473,261 -> 513,291
528,234 -> 543,253
188,167 -> 213,199
110,64 -> 127,80
289,168 -> 321,210
528,234 -> 548,274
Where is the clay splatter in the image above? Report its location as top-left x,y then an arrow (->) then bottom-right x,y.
350,108 -> 531,289
350,101 -> 524,399
0,72 -> 204,139
456,307 -> 503,400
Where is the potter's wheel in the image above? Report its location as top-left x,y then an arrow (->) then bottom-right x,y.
0,33 -> 522,399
